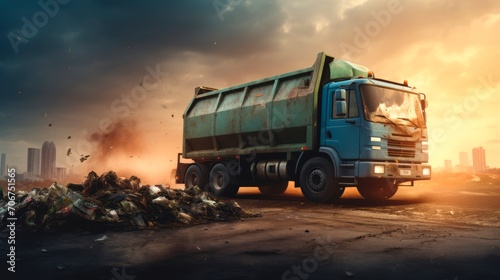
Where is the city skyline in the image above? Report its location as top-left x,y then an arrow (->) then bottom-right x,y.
443,146 -> 490,173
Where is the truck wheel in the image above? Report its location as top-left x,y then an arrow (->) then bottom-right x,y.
208,163 -> 239,197
299,157 -> 341,203
184,164 -> 209,190
258,181 -> 288,195
357,179 -> 398,201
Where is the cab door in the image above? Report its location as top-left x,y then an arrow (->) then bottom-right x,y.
322,87 -> 361,160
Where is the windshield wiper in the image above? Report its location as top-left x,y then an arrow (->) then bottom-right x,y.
374,114 -> 399,126
397,117 -> 421,128
374,114 -> 413,135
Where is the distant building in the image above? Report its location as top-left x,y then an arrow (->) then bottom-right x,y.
27,148 -> 41,177
458,151 -> 471,173
41,141 -> 56,179
55,167 -> 66,179
0,153 -> 5,178
444,160 -> 452,171
459,152 -> 468,168
472,146 -> 486,174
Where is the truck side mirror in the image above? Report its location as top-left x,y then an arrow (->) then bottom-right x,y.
335,89 -> 346,101
336,101 -> 347,116
420,99 -> 427,109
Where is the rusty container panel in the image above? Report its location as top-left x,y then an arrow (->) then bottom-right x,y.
183,52 -> 330,159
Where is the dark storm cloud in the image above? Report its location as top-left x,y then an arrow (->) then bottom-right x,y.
0,1 -> 285,136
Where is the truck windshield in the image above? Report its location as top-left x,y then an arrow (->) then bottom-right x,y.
360,85 -> 425,128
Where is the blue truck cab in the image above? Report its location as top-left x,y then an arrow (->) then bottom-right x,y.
319,71 -> 430,200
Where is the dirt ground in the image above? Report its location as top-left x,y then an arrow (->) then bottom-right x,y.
2,173 -> 500,280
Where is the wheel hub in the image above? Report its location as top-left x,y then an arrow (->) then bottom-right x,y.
308,169 -> 325,191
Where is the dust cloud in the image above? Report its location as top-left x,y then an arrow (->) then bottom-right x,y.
83,118 -> 173,185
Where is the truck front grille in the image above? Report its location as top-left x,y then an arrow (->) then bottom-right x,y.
387,139 -> 415,158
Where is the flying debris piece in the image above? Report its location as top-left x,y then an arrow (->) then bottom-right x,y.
345,271 -> 355,277
67,148 -> 72,156
67,136 -> 71,139
171,114 -> 174,118
94,235 -> 108,242
48,123 -> 52,127
80,155 -> 90,162
162,104 -> 168,109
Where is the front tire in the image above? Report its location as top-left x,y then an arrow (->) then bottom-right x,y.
299,157 -> 343,203
357,179 -> 398,201
208,163 -> 239,197
258,181 -> 288,195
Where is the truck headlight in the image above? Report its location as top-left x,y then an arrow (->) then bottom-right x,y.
423,167 -> 431,176
374,165 -> 385,174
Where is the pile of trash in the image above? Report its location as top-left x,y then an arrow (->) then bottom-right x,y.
0,171 -> 253,232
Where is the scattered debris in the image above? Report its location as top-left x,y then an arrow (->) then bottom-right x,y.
1,171 -> 255,232
345,271 -> 355,277
48,123 -> 52,127
80,155 -> 90,162
42,249 -> 47,253
57,265 -> 65,271
67,148 -> 72,156
304,229 -> 310,233
67,136 -> 71,139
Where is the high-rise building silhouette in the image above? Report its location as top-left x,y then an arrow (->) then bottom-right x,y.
0,153 -> 5,178
459,152 -> 468,168
41,141 -> 56,179
27,148 -> 41,177
472,146 -> 486,174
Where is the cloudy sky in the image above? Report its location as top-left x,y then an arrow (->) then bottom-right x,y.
1,0 -> 499,183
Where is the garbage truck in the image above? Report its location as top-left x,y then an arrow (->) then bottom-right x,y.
175,52 -> 431,202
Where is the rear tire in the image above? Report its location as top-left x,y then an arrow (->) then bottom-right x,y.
299,157 -> 342,203
184,164 -> 209,190
258,181 -> 288,195
208,163 -> 239,197
357,179 -> 398,201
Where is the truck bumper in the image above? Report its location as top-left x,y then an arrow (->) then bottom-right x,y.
357,162 -> 431,181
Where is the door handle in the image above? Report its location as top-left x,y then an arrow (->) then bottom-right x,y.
327,130 -> 332,139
